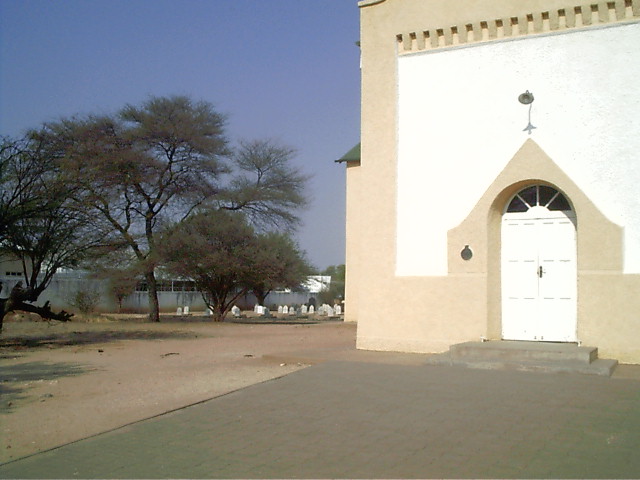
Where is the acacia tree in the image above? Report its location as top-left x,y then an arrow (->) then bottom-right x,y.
160,210 -> 261,322
0,135 -> 106,331
38,96 -> 309,322
250,232 -> 313,306
35,97 -> 229,322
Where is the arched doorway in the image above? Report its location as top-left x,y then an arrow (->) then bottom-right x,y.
501,185 -> 577,342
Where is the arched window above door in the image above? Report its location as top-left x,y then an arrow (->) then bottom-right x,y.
506,185 -> 571,213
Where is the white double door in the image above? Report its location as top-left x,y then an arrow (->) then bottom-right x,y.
501,209 -> 577,342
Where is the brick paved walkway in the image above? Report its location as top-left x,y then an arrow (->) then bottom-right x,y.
2,361 -> 640,478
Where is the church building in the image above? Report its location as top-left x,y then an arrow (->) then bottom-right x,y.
344,0 -> 640,363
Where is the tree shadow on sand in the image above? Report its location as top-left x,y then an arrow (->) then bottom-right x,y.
0,361 -> 92,413
0,329 -> 198,351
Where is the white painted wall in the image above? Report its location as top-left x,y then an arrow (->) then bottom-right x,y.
396,22 -> 640,275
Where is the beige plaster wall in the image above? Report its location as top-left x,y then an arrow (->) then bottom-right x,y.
344,162 -> 363,323
350,0 -> 640,362
451,139 -> 639,362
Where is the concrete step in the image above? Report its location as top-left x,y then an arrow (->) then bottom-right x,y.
450,340 -> 597,363
426,341 -> 618,376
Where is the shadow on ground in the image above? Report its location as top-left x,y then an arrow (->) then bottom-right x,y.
0,329 -> 199,351
0,361 -> 93,414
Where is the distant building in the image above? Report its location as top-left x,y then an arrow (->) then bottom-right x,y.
0,255 -> 328,314
302,275 -> 331,294
344,0 -> 640,363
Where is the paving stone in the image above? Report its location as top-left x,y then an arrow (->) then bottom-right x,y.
1,362 -> 640,478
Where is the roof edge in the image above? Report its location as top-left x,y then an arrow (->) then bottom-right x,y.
335,143 -> 361,164
358,0 -> 387,8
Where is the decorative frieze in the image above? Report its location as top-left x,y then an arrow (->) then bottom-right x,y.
397,0 -> 640,54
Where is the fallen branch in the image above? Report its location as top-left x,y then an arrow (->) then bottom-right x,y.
1,281 -> 74,333
11,300 -> 73,322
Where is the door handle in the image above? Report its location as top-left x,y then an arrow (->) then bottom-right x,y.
538,266 -> 544,278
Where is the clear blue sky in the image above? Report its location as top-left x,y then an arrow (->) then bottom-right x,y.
0,0 -> 360,270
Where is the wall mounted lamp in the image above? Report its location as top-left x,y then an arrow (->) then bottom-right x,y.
518,90 -> 536,134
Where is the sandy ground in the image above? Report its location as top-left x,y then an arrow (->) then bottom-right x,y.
0,315 -> 357,463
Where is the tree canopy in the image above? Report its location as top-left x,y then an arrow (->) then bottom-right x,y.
161,210 -> 257,322
1,95 -> 311,327
24,95 -> 309,322
0,135 -> 105,330
160,210 -> 311,321
250,232 -> 314,306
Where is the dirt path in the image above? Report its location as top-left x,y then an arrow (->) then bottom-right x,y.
0,318 -> 356,463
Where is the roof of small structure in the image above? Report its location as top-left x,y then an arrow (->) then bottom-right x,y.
335,143 -> 361,164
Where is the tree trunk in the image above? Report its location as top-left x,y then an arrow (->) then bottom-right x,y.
252,288 -> 270,307
145,271 -> 160,322
213,304 -> 226,322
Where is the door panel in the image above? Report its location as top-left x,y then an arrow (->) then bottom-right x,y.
501,215 -> 577,342
502,220 -> 539,340
537,218 -> 577,341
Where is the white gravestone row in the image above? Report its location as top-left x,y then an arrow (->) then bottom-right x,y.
253,305 -> 269,316
315,304 -> 343,316
276,304 -> 343,316
271,304 -> 345,316
276,305 -> 320,316
174,303 -> 339,319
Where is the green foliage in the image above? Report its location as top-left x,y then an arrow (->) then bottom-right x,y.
160,210 -> 260,321
160,210 -> 312,321
250,232 -> 313,305
318,264 -> 345,306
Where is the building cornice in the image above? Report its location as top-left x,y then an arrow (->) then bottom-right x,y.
396,0 -> 640,54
